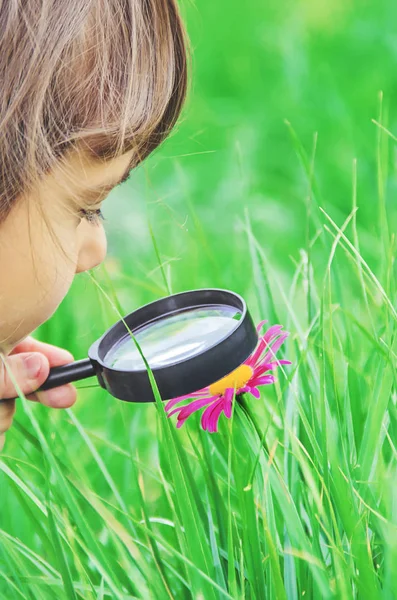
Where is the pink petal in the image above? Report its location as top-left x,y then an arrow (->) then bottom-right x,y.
250,375 -> 275,386
238,386 -> 251,394
201,402 -> 216,431
247,325 -> 284,367
256,320 -> 268,333
176,395 -> 218,421
249,387 -> 261,399
201,398 -> 222,431
165,398 -> 181,412
223,388 -> 234,418
167,406 -> 187,418
252,363 -> 273,377
245,342 -> 265,367
263,333 -> 289,363
207,401 -> 226,433
263,324 -> 285,342
252,359 -> 291,379
264,359 -> 291,368
165,389 -> 209,412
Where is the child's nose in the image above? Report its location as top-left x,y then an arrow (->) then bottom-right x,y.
75,224 -> 107,274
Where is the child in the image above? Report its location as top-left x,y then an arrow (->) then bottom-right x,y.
0,0 -> 188,450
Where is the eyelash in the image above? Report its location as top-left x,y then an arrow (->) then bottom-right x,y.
79,208 -> 105,224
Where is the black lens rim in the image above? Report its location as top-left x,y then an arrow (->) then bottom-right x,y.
88,288 -> 258,403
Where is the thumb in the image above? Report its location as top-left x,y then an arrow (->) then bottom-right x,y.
0,353 -> 50,400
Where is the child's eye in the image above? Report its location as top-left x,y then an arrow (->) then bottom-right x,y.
79,208 -> 105,224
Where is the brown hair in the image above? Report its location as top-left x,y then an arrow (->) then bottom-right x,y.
0,0 -> 188,222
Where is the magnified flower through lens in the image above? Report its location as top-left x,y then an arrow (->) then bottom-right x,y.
165,321 -> 291,433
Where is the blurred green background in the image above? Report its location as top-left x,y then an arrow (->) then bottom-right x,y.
37,0 -> 397,364
2,0 -> 397,597
46,0 -> 397,322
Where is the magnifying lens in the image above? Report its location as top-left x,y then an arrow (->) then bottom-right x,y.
8,289 -> 259,403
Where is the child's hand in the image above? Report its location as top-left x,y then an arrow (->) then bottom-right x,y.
0,336 -> 77,450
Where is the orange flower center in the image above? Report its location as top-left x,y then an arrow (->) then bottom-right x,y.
209,364 -> 253,396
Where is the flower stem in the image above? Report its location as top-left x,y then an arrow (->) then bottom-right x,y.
236,394 -> 270,456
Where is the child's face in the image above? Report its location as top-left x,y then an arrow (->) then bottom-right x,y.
0,147 -> 135,352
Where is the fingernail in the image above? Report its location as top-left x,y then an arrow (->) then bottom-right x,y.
24,354 -> 43,380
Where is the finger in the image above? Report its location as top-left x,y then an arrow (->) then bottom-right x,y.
10,337 -> 74,366
0,352 -> 50,399
34,384 -> 77,409
0,399 -> 16,434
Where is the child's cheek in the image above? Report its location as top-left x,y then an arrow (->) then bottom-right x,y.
0,204 -> 78,351
21,220 -> 78,331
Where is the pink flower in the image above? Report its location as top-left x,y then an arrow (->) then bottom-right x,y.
165,321 -> 291,433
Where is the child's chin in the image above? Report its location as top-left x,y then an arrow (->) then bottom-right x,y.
4,307 -> 60,353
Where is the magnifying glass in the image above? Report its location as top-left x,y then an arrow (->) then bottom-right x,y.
9,289 -> 259,403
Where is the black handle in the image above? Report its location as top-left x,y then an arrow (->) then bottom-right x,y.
0,358 -> 96,403
39,358 -> 96,390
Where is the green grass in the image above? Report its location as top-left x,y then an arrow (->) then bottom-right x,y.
2,0 -> 397,597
